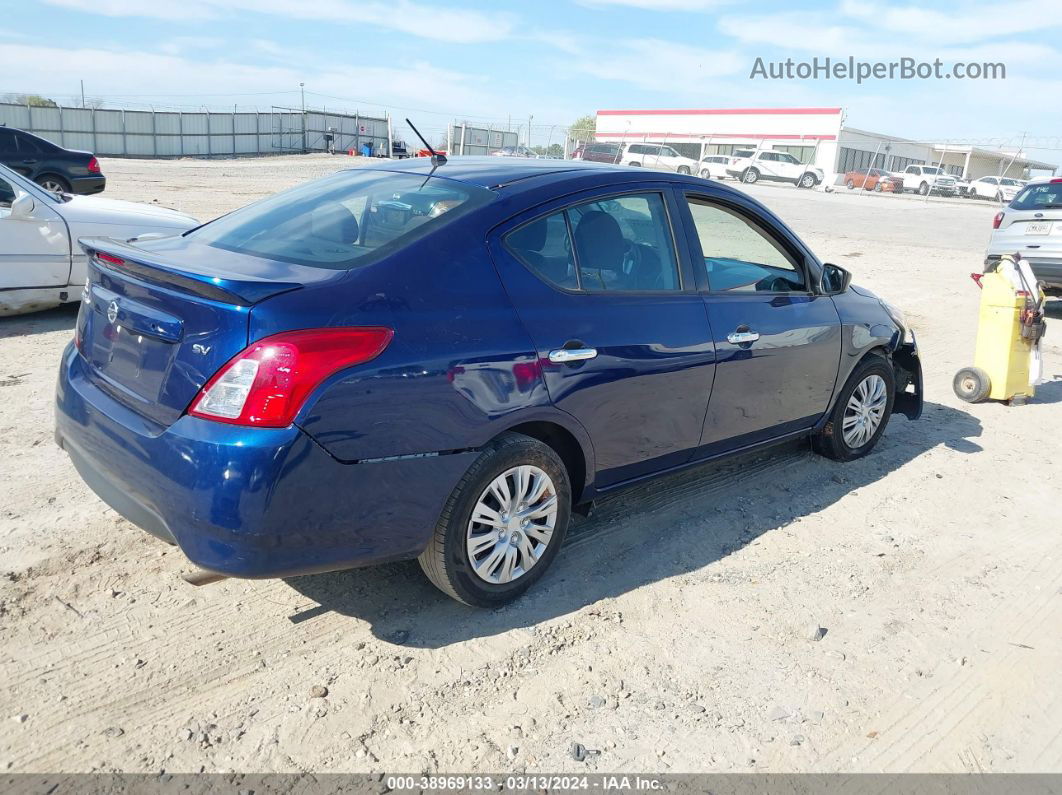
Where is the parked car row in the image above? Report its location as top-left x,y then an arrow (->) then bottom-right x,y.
572,143 -> 822,188
840,166 -> 1031,202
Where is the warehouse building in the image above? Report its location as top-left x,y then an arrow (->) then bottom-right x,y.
594,107 -> 1056,183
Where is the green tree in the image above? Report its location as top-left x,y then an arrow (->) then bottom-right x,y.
1,93 -> 58,107
568,114 -> 596,143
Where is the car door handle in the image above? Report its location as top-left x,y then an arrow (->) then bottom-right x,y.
549,347 -> 598,363
727,330 -> 760,344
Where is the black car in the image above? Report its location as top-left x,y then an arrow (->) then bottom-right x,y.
0,125 -> 105,195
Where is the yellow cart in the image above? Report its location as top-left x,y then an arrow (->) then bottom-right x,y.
954,257 -> 1046,405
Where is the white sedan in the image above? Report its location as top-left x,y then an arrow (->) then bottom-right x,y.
1,163 -> 198,316
968,175 -> 1023,202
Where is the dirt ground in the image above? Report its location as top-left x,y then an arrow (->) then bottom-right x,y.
1,154 -> 1060,774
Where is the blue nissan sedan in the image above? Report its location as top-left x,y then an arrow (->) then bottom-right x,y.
55,157 -> 922,606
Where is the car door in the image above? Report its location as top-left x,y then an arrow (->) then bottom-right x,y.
677,189 -> 841,453
0,172 -> 71,291
775,152 -> 803,182
488,188 -> 716,487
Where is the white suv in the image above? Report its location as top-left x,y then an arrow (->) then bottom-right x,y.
725,150 -> 823,188
901,165 -> 958,196
623,143 -> 700,174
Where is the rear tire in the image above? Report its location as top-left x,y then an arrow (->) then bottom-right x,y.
918,182 -> 930,196
953,367 -> 991,403
813,355 -> 895,462
35,174 -> 71,194
628,161 -> 641,167
874,182 -> 883,192
846,179 -> 856,190
743,168 -> 759,184
418,433 -> 571,606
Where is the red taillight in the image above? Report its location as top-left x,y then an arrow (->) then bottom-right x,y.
993,211 -> 1004,229
87,157 -> 100,174
1051,178 -> 1062,184
188,328 -> 393,427
94,251 -> 125,266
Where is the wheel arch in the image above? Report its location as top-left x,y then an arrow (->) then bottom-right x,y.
496,419 -> 592,506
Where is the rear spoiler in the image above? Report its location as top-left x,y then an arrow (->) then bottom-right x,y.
80,237 -> 301,306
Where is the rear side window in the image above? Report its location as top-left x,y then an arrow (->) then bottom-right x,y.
1010,182 -> 1062,210
505,212 -> 577,289
505,192 -> 680,292
192,170 -> 492,269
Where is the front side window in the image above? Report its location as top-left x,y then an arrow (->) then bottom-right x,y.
686,198 -> 806,293
505,192 -> 680,292
192,170 -> 492,270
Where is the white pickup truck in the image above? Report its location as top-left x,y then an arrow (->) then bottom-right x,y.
725,149 -> 822,188
900,165 -> 958,196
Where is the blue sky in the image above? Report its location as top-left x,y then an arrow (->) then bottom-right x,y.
4,0 -> 1061,157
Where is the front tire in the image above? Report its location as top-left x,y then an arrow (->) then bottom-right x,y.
677,165 -> 691,175
918,182 -> 930,196
799,173 -> 817,188
628,161 -> 641,167
743,168 -> 759,184
418,433 -> 571,606
813,355 -> 895,462
846,180 -> 855,190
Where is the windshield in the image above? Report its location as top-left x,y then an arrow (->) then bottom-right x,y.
1000,178 -> 1022,186
922,167 -> 942,174
192,169 -> 493,269
1009,182 -> 1062,210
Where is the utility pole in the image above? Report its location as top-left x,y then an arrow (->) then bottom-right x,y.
527,114 -> 533,150
80,80 -> 85,108
300,82 -> 306,153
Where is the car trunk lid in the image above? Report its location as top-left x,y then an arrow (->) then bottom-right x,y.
76,236 -> 340,427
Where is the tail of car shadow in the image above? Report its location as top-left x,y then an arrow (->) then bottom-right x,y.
285,401 -> 982,647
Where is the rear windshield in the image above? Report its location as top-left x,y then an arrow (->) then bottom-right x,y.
1010,181 -> 1062,210
192,169 -> 492,269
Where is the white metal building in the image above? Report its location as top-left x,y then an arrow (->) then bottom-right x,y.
594,107 -> 1056,183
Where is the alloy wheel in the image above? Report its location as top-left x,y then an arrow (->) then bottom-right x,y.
40,180 -> 65,194
466,465 -> 558,584
842,374 -> 888,448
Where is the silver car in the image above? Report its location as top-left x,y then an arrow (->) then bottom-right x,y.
986,177 -> 1062,294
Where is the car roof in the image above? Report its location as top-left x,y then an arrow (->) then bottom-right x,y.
347,155 -> 635,190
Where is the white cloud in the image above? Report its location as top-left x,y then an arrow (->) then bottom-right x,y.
719,9 -> 1059,65
158,36 -> 226,56
40,0 -> 516,44
2,43 -> 496,116
571,38 -> 746,93
578,0 -> 732,10
840,0 -> 1062,45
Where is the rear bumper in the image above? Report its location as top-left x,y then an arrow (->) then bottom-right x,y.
69,175 -> 106,195
55,343 -> 477,578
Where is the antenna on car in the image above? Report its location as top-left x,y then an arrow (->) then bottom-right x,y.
406,118 -> 446,167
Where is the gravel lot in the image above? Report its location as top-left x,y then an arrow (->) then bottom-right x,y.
2,154 -> 1060,774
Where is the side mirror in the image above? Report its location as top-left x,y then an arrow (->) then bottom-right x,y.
822,263 -> 852,294
8,193 -> 35,220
